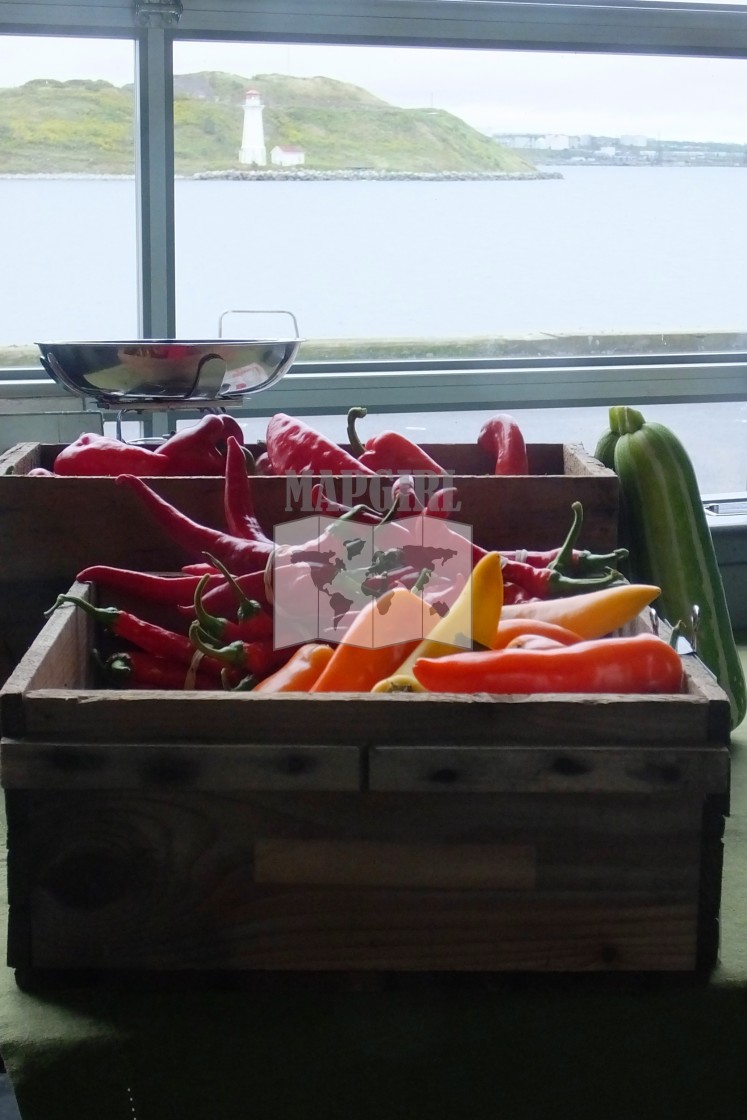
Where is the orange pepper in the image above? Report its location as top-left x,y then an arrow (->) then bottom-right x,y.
412,633 -> 685,695
310,586 -> 440,693
251,643 -> 334,693
493,618 -> 583,648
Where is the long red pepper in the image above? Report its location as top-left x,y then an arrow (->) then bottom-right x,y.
75,566 -> 222,608
193,572 -> 273,643
346,407 -> 447,475
178,568 -> 270,620
115,473 -> 275,574
500,557 -> 622,599
46,594 -> 227,680
53,433 -> 170,477
309,485 -> 383,524
154,414 -> 245,476
105,650 -> 219,690
477,414 -> 529,475
189,622 -> 291,680
265,412 -> 376,476
222,435 -> 274,541
501,546 -> 628,574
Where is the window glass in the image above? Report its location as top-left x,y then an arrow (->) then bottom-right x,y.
172,40 -> 747,362
0,35 -> 137,369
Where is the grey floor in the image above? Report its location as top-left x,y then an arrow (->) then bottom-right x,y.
0,1074 -> 21,1119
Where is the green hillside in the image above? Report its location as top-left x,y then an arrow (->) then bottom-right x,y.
0,71 -> 538,176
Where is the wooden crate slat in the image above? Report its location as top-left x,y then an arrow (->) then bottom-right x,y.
16,788 -> 704,971
369,743 -> 730,796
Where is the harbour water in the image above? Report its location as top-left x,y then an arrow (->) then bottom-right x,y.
3,165 -> 747,345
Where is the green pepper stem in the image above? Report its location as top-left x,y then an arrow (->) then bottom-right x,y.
188,620 -> 247,668
43,593 -> 118,626
346,406 -> 368,457
203,552 -> 261,622
548,501 -> 584,573
193,573 -> 229,640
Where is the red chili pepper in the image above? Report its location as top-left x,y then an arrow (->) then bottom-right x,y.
189,622 -> 290,680
346,407 -> 447,475
115,473 -> 275,574
178,568 -> 271,620
154,414 -> 245,476
500,557 -> 623,599
412,633 -> 685,695
222,435 -> 275,542
46,593 -> 227,680
53,433 -> 169,477
265,412 -> 375,475
193,571 -> 273,643
309,484 -> 383,524
76,566 -> 222,608
502,546 -> 629,575
477,414 -> 529,475
104,650 -> 218,690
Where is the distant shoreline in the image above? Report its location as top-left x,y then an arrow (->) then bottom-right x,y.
0,168 -> 561,182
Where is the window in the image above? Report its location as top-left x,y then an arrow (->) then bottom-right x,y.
1,1 -> 747,491
0,35 -> 137,368
172,39 -> 747,363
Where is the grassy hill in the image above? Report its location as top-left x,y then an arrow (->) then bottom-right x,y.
0,72 -> 537,176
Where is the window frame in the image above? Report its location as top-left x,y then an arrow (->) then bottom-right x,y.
3,0 -> 747,414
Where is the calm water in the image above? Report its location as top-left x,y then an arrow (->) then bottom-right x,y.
3,166 -> 747,342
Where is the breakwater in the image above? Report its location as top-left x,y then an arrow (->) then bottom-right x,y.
193,167 -> 561,181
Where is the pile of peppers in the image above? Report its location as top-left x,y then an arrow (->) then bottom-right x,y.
43,412 -> 686,696
32,405 -> 529,479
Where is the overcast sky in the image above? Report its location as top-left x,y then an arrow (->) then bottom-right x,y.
2,34 -> 746,142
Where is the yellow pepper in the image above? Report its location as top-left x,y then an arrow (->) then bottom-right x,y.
497,582 -> 661,641
371,551 -> 504,692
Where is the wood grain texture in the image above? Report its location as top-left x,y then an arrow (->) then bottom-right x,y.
253,839 -> 537,889
6,788 -> 709,971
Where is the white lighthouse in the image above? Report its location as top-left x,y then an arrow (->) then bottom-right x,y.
239,88 -> 267,166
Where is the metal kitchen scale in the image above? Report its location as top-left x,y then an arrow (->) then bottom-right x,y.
36,310 -> 303,440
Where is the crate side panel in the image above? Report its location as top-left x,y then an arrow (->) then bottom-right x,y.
0,740 -> 364,791
13,690 -> 719,749
13,789 -> 704,972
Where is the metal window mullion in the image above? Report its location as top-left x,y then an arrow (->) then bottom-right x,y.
135,25 -> 175,338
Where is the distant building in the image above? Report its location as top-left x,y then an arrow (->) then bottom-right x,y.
271,144 -> 305,167
239,89 -> 267,166
621,135 -> 648,148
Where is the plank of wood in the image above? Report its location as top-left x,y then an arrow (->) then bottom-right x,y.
7,690 -> 722,748
369,744 -> 730,797
0,741 -> 364,790
27,889 -> 699,972
254,838 -> 536,889
7,788 -> 711,972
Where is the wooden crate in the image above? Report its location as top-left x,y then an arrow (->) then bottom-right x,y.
0,582 -> 731,974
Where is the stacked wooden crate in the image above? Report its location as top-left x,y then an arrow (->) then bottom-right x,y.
0,438 -> 732,973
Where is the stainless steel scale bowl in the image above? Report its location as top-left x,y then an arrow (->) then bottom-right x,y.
37,311 -> 302,412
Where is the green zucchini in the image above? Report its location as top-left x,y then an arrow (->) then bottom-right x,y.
593,427 -> 620,471
609,404 -> 746,730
